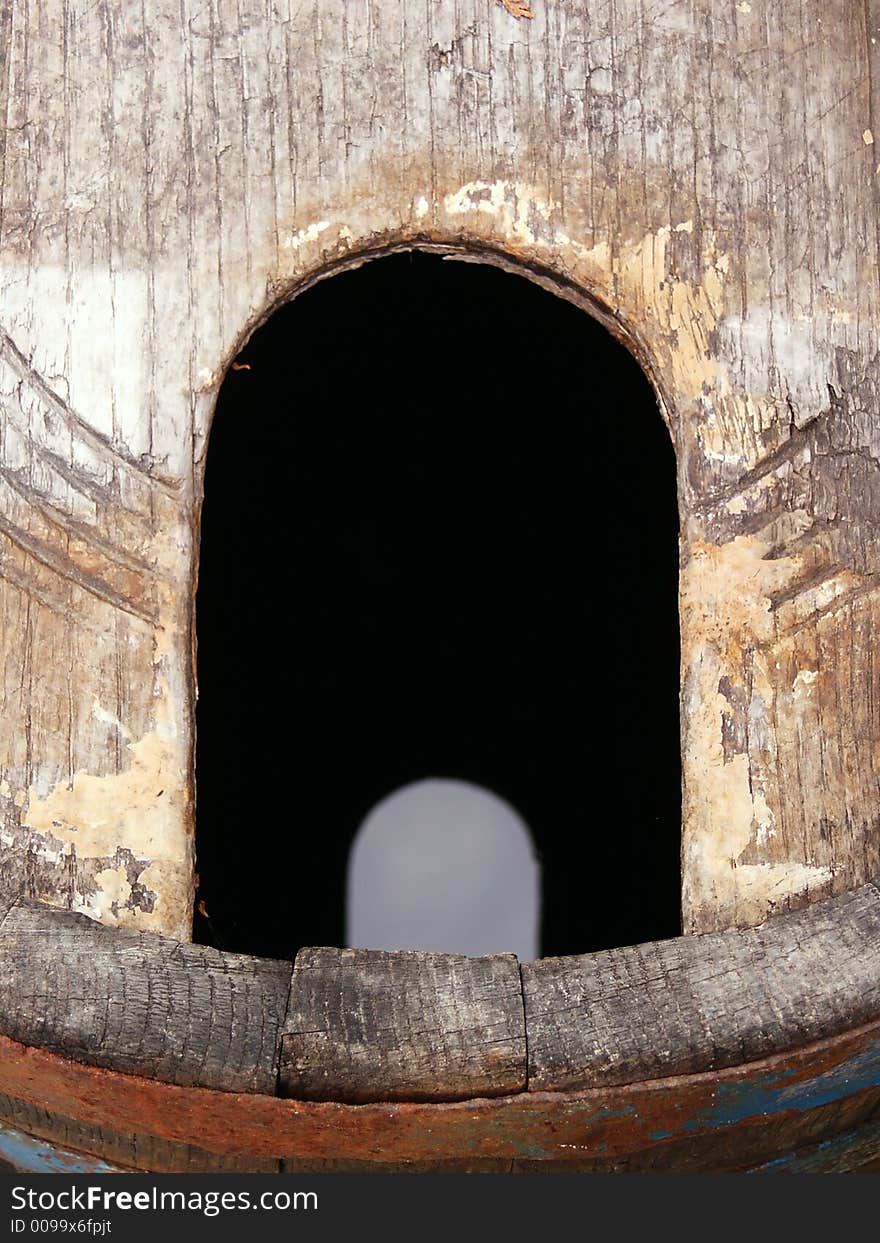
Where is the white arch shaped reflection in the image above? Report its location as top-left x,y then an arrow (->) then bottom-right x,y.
346,778 -> 540,961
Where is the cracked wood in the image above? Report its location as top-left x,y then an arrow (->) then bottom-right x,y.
280,946 -> 527,1102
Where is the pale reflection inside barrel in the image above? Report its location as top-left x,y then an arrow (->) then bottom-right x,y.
346,779 -> 540,961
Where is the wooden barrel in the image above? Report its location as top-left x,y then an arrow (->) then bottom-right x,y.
1,0 -> 879,1172
0,887 -> 879,1171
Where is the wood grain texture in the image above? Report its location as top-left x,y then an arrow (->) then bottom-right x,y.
281,1157 -> 514,1173
1,1016 -> 879,1171
0,885 -> 877,1105
747,1114 -> 880,1173
0,899 -> 292,1093
523,884 -> 880,1092
0,1093 -> 279,1174
280,947 -> 526,1102
0,0 -> 878,940
870,2 -> 880,180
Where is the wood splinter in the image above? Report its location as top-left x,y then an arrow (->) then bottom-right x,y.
498,1 -> 534,19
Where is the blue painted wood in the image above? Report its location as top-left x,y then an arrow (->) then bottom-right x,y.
687,1034 -> 880,1132
0,1120 -> 124,1174
747,1119 -> 880,1173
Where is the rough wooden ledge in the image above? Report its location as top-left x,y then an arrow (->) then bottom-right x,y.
523,884 -> 880,1091
0,886 -> 878,1103
280,947 -> 526,1102
0,899 -> 290,1093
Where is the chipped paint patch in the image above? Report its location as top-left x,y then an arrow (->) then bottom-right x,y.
285,220 -> 332,250
680,535 -> 834,928
17,557 -> 194,941
690,1037 -> 880,1130
0,1119 -> 123,1173
21,713 -> 190,938
792,668 -> 819,697
91,864 -> 133,917
436,181 -> 732,406
91,697 -> 134,741
274,187 -> 736,428
443,179 -> 557,246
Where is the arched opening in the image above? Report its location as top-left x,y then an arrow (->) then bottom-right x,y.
347,778 -> 540,961
193,249 -> 681,962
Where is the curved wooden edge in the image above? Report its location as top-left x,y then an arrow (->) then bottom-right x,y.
0,898 -> 291,1094
746,1117 -> 880,1174
0,1095 -> 278,1174
0,885 -> 878,1103
282,947 -> 526,1102
523,883 -> 880,1091
0,1017 -> 879,1168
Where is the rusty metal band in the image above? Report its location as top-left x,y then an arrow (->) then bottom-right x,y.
1,1018 -> 879,1164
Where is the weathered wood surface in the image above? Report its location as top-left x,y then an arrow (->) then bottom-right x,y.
281,1157 -> 514,1173
0,899 -> 291,1093
748,1116 -> 880,1174
1,888 -> 878,1105
280,947 -> 526,1102
0,884 -> 877,1169
0,2 -> 878,938
0,1095 -> 278,1174
871,2 -> 880,189
0,1116 -> 125,1174
1,1017 -> 878,1172
523,885 -> 880,1092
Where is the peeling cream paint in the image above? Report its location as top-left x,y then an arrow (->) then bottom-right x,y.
679,534 -> 832,927
437,181 -> 732,407
21,712 -> 190,938
91,697 -> 133,741
752,774 -> 777,848
91,864 -> 133,913
24,724 -> 177,854
442,179 -> 558,247
285,220 -> 332,250
271,187 -> 735,430
792,668 -> 819,697
17,545 -> 194,940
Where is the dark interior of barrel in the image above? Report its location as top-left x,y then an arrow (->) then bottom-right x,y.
193,251 -> 682,963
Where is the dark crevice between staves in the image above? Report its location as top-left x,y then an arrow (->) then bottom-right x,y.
193,250 -> 682,962
520,958 -> 530,1091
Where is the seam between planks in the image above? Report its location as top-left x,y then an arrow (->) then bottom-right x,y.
1,887 -> 879,1102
